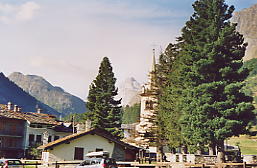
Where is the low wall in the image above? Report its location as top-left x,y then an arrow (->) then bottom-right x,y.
170,154 -> 217,164
243,155 -> 257,164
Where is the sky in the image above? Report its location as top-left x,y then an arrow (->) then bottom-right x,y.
0,0 -> 257,100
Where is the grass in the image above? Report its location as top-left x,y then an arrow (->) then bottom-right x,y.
23,161 -> 40,168
24,166 -> 37,168
227,134 -> 257,155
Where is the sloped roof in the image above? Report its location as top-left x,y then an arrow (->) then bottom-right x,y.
23,112 -> 60,125
0,104 -> 25,120
38,128 -> 140,151
0,104 -> 60,125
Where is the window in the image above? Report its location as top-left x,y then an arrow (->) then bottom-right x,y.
30,124 -> 36,128
145,100 -> 153,110
7,160 -> 22,165
96,148 -> 103,152
54,136 -> 60,141
0,122 -> 4,131
37,125 -> 42,128
29,134 -> 35,145
0,137 -> 3,147
36,135 -> 42,142
74,147 -> 84,160
80,160 -> 91,166
47,125 -> 52,128
8,138 -> 16,147
48,136 -> 52,142
10,124 -> 17,134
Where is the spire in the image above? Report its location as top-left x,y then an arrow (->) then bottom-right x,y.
151,49 -> 156,72
147,49 -> 157,90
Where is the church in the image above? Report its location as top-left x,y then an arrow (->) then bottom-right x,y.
135,49 -> 159,148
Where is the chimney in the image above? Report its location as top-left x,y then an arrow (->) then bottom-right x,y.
17,107 -> 22,112
7,102 -> 12,111
37,108 -> 42,114
13,105 -> 18,112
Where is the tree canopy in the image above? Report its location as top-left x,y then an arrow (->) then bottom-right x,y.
156,0 -> 255,161
156,43 -> 185,151
122,103 -> 140,124
86,57 -> 123,138
179,0 -> 255,160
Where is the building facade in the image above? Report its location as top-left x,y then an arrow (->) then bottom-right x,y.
0,103 -> 73,158
0,117 -> 27,158
23,112 -> 72,149
39,129 -> 139,161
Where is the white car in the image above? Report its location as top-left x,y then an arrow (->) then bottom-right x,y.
0,159 -> 24,168
75,158 -> 117,168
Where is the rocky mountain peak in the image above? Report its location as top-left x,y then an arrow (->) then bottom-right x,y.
119,77 -> 141,106
232,3 -> 257,60
10,72 -> 52,91
8,72 -> 87,116
0,72 -> 60,116
122,77 -> 141,90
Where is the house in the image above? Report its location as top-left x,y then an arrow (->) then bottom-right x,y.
0,103 -> 74,158
38,128 -> 140,161
0,104 -> 27,158
23,111 -> 72,149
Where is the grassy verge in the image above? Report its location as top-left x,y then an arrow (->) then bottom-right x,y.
227,134 -> 257,155
23,161 -> 40,168
24,166 -> 37,168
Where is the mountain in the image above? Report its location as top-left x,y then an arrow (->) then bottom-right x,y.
0,72 -> 60,116
232,4 -> 257,60
241,59 -> 257,123
119,77 -> 141,106
8,72 -> 87,116
242,58 -> 257,103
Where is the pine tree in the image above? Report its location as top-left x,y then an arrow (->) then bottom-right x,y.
122,104 -> 140,124
86,57 -> 123,138
156,43 -> 185,152
178,0 -> 255,162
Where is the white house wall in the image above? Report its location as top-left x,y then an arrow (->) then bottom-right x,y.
25,126 -> 71,149
47,134 -> 115,161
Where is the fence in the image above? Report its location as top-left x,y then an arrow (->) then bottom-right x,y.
21,160 -> 257,168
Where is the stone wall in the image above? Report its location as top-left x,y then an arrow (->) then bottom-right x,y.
243,155 -> 257,164
170,154 -> 217,164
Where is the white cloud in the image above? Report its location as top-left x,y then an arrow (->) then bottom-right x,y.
0,0 -> 180,99
0,1 -> 40,23
16,2 -> 40,21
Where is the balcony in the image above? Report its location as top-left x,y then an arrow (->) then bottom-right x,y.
0,146 -> 23,150
0,134 -> 23,138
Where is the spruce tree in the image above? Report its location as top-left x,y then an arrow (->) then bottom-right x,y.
178,0 -> 255,162
122,104 -> 140,124
86,57 -> 123,138
156,43 -> 185,152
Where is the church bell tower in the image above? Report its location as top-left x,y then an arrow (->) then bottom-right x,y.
135,49 -> 158,147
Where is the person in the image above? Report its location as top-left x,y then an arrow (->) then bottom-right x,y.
148,157 -> 152,164
162,154 -> 167,162
136,153 -> 140,163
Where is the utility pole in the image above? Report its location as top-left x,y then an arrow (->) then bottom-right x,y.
72,115 -> 75,134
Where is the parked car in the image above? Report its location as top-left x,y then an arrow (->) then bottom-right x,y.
75,157 -> 117,168
86,151 -> 109,158
0,159 -> 24,168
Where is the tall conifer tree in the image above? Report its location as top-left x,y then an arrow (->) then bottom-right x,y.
156,44 -> 185,152
86,57 -> 123,138
178,0 -> 255,162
